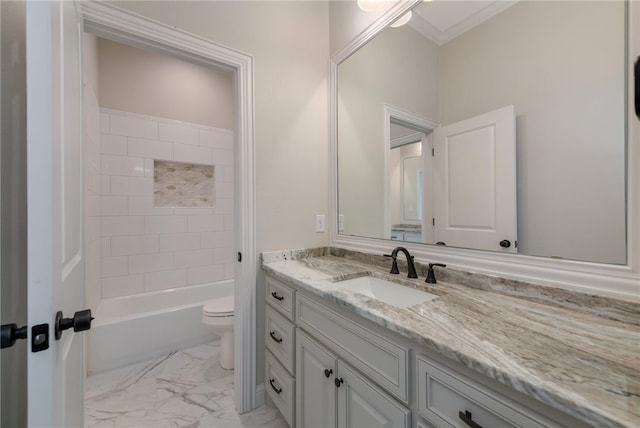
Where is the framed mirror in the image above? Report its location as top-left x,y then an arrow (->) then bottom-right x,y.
331,0 -> 639,299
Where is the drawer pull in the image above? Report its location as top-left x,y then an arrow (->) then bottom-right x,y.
269,331 -> 283,343
324,369 -> 333,378
335,377 -> 344,388
459,411 -> 483,428
271,291 -> 284,301
269,378 -> 282,394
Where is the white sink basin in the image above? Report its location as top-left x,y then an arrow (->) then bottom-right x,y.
335,276 -> 438,309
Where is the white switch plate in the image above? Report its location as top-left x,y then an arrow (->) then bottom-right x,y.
315,214 -> 325,232
338,214 -> 345,232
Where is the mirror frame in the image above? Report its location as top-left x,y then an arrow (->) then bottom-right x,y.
330,0 -> 639,301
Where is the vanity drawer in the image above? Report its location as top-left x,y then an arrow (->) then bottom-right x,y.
266,350 -> 295,427
296,294 -> 409,403
265,305 -> 296,375
417,356 -> 553,428
266,276 -> 295,320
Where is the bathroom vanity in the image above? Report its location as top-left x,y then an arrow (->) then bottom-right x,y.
262,248 -> 639,428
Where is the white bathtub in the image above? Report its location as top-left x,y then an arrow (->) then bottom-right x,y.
87,281 -> 233,374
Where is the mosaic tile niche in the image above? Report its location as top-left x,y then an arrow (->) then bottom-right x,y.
154,160 -> 215,207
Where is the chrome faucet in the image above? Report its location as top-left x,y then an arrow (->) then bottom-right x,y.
384,247 -> 418,279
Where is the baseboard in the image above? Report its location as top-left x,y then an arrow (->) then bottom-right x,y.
255,383 -> 265,407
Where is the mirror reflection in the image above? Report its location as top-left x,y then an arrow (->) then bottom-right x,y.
337,0 -> 627,264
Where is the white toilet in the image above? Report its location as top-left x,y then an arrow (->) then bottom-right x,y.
202,295 -> 235,369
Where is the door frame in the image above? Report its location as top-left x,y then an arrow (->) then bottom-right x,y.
80,1 -> 258,412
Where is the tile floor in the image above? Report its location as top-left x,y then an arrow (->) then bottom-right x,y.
85,341 -> 288,428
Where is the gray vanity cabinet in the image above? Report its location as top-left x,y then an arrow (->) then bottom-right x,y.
296,328 -> 410,428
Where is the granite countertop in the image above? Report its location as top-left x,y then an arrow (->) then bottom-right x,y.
261,248 -> 640,428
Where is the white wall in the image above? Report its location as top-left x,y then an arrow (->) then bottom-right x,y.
97,38 -> 234,129
98,109 -> 234,298
439,0 -> 626,264
338,25 -> 438,238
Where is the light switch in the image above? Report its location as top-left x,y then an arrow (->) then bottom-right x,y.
315,214 -> 325,233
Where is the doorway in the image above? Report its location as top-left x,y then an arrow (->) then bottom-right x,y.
82,0 -> 257,416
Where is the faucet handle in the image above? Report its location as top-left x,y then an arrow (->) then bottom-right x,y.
426,263 -> 447,284
383,254 -> 400,274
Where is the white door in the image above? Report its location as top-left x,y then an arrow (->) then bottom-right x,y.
26,1 -> 86,426
433,105 -> 517,253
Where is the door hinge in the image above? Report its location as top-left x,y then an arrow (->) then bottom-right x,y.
432,217 -> 435,226
237,252 -> 242,262
431,148 -> 435,157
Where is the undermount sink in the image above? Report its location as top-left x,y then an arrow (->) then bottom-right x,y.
334,276 -> 438,309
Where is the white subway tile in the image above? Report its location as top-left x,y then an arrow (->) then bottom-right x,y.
101,256 -> 128,278
126,177 -> 153,196
173,143 -> 212,164
224,215 -> 234,231
101,216 -> 145,236
145,216 -> 187,234
101,196 -> 128,216
144,158 -> 154,177
88,172 -> 101,194
110,235 -> 159,256
101,155 -> 144,176
174,249 -> 212,269
129,252 -> 173,274
173,207 -> 214,215
201,231 -> 233,249
223,263 -> 235,280
211,148 -> 233,166
144,269 -> 187,291
213,197 -> 234,215
100,113 -> 110,134
128,137 -> 173,160
187,215 -> 224,232
213,247 -> 234,264
199,129 -> 233,150
216,182 -> 233,199
128,196 -> 174,216
86,218 -> 101,242
158,233 -> 200,252
86,194 -> 101,217
110,114 -> 158,139
101,237 -> 111,257
159,122 -> 199,145
187,265 -> 224,285
110,176 -> 128,195
102,274 -> 144,298
216,165 -> 234,183
100,134 -> 127,156
101,176 -> 111,194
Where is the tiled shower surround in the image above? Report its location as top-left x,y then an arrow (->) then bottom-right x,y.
91,108 -> 234,299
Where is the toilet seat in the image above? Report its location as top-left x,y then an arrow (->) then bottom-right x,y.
203,295 -> 234,317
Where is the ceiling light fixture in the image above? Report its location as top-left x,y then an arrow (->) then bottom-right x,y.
357,0 -> 385,13
390,10 -> 413,28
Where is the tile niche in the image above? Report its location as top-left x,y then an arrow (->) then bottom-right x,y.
154,160 -> 215,208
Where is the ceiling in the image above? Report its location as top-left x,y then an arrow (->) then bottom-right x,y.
409,0 -> 518,45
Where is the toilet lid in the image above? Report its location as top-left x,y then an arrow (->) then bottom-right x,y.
203,295 -> 234,316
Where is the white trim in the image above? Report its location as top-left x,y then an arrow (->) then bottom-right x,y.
330,1 -> 640,302
255,383 -> 265,408
80,1 -> 257,413
390,132 -> 423,149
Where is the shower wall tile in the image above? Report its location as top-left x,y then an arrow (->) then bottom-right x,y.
109,114 -> 158,140
158,233 -> 201,252
144,269 -> 187,291
159,122 -> 199,145
128,137 -> 173,160
97,109 -> 235,299
102,274 -> 144,298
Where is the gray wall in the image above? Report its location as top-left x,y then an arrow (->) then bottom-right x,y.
1,1 -> 28,425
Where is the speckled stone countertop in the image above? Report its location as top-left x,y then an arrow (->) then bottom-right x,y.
261,247 -> 640,428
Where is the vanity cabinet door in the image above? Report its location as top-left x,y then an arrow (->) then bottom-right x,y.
296,330 -> 338,428
336,361 -> 410,428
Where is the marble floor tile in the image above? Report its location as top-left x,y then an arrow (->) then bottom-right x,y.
85,341 -> 288,428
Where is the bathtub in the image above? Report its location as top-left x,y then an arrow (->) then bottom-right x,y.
87,281 -> 233,374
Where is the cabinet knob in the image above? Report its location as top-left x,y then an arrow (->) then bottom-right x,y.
324,369 -> 333,378
334,377 -> 344,388
499,240 -> 511,248
459,410 -> 483,428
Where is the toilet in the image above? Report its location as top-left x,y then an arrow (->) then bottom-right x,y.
202,295 -> 235,369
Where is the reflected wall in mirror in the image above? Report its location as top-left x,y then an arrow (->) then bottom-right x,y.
337,0 -> 627,264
